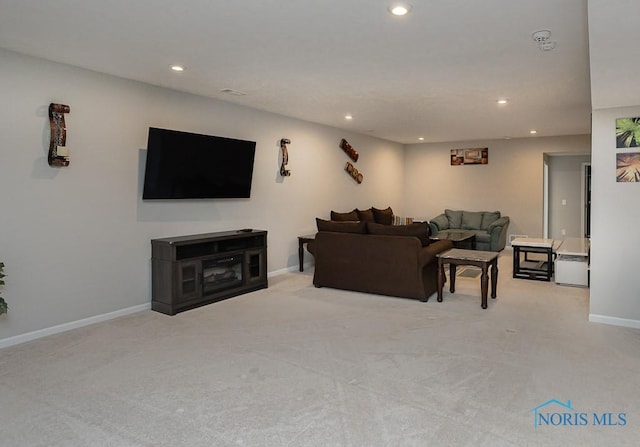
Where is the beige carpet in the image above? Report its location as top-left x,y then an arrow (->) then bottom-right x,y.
1,253 -> 639,446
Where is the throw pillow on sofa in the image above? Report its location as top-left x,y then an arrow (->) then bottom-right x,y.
372,206 -> 394,225
445,209 -> 463,229
356,208 -> 376,222
330,209 -> 359,221
316,218 -> 367,234
367,222 -> 430,246
461,211 -> 483,230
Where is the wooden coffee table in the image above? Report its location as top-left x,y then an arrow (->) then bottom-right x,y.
436,248 -> 499,309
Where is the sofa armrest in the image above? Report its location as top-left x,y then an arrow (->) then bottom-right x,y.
428,213 -> 447,235
487,216 -> 510,251
487,216 -> 509,230
419,239 -> 453,265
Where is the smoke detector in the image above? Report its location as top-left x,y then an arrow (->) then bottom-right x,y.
532,30 -> 551,42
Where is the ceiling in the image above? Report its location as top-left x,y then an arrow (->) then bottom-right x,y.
0,0 -> 593,144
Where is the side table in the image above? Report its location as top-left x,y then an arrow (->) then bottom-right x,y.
297,233 -> 316,272
512,237 -> 562,281
437,248 -> 499,309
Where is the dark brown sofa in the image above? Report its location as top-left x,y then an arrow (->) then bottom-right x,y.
310,222 -> 453,301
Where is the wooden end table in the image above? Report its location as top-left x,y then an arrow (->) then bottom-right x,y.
297,234 -> 316,272
437,248 -> 499,309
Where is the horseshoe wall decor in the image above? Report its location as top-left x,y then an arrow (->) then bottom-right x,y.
339,138 -> 359,162
280,138 -> 291,176
345,161 -> 363,184
48,103 -> 70,167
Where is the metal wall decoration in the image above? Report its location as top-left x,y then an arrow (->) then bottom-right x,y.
48,103 -> 71,166
339,138 -> 359,162
279,138 -> 291,176
345,161 -> 363,184
450,147 -> 488,165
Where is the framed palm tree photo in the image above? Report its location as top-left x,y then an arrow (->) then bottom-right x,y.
616,152 -> 640,182
615,117 -> 640,148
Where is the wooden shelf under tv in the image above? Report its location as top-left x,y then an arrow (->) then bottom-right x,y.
150,230 -> 268,315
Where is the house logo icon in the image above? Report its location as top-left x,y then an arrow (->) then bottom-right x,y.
529,399 -> 575,429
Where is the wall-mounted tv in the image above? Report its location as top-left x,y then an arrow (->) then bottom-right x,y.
142,127 -> 256,199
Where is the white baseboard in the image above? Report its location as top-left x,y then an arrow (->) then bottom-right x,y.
268,262 -> 314,278
589,314 -> 640,330
3,265 -> 313,349
0,303 -> 151,350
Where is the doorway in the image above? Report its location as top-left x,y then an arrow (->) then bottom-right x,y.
543,153 -> 591,240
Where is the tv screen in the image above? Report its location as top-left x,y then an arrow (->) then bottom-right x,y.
142,127 -> 256,199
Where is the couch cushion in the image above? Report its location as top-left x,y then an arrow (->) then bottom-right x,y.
356,208 -> 376,222
445,209 -> 463,229
461,211 -> 483,230
316,218 -> 367,234
367,222 -> 430,246
372,206 -> 394,225
480,211 -> 501,230
330,209 -> 358,221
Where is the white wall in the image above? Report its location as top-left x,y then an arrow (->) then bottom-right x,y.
403,136 -> 590,238
0,49 -> 405,342
548,154 -> 591,239
589,106 -> 640,327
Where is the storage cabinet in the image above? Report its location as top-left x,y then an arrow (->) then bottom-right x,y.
151,230 -> 268,315
555,238 -> 589,287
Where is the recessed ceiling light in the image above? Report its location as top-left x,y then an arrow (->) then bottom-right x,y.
497,99 -> 508,105
530,130 -> 537,134
345,115 -> 353,120
389,3 -> 412,16
418,137 -> 425,141
170,65 -> 185,72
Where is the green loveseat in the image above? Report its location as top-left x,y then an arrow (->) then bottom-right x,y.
428,209 -> 510,252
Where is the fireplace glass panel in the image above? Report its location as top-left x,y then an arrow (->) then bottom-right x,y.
202,255 -> 243,295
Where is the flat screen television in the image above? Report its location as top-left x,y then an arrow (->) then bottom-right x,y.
142,127 -> 256,199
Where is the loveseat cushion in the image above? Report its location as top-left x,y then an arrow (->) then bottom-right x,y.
330,209 -> 359,221
480,211 -> 501,230
445,209 -> 463,229
461,211 -> 483,230
367,222 -> 430,246
316,218 -> 367,234
357,208 -> 376,222
372,206 -> 394,225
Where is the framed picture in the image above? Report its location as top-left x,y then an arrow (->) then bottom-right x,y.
451,148 -> 488,165
616,152 -> 640,182
615,117 -> 640,148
